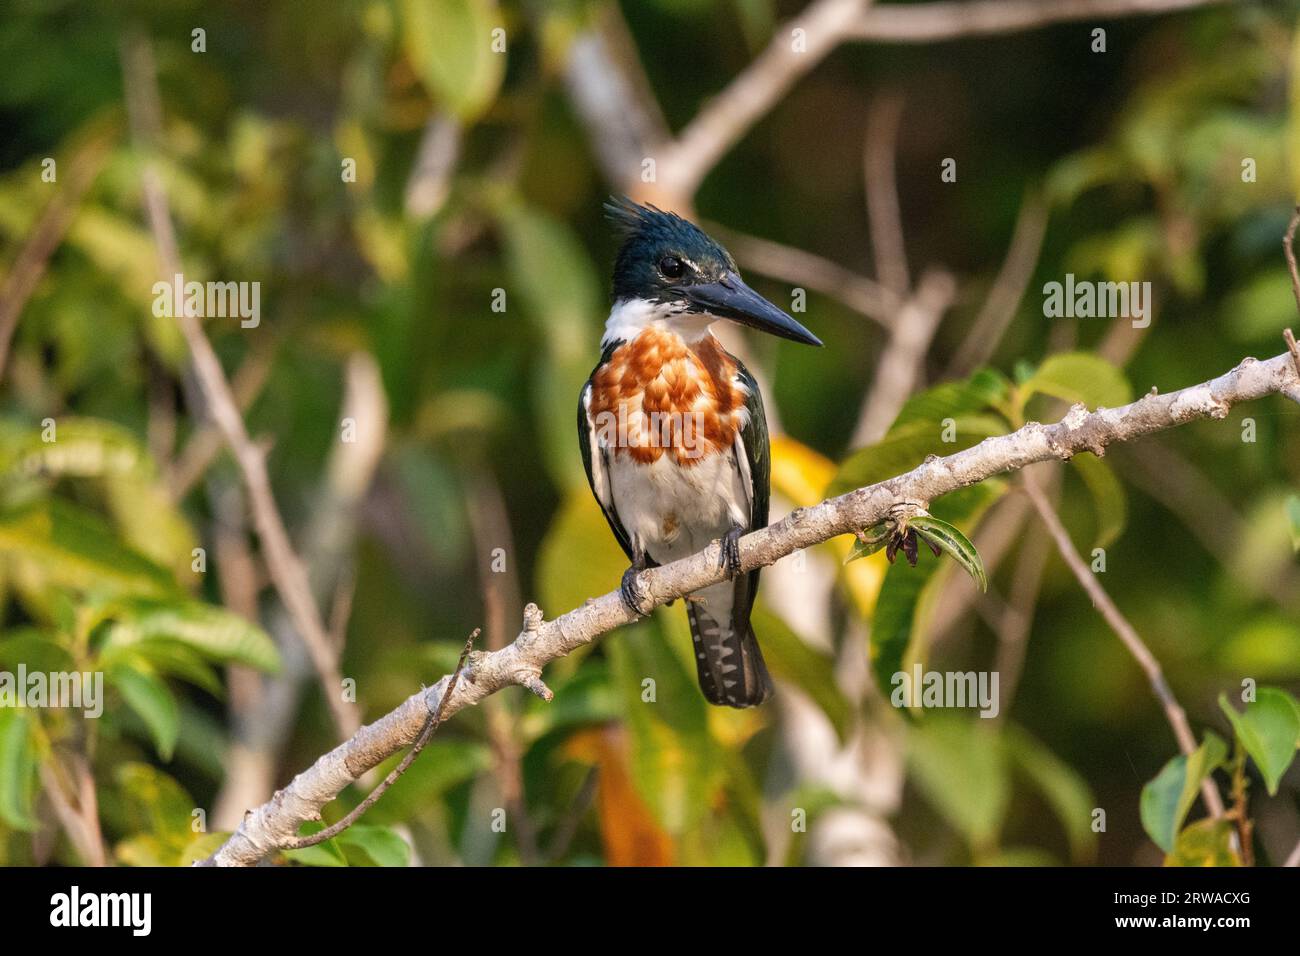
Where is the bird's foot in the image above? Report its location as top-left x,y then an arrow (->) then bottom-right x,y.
718,525 -> 744,579
620,564 -> 649,617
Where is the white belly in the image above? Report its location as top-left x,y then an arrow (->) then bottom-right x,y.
609,449 -> 751,565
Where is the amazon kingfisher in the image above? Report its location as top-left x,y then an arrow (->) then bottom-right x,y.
578,198 -> 821,708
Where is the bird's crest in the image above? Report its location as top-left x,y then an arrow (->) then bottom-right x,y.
602,196 -> 688,240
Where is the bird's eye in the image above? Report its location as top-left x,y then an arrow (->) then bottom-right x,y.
658,256 -> 685,279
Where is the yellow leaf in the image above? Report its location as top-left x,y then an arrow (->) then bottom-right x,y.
771,434 -> 885,615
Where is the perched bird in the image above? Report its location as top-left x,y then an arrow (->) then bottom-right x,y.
578,198 -> 821,708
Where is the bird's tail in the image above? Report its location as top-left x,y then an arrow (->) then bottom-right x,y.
685,581 -> 772,708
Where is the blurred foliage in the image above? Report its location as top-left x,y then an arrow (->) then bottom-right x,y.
0,0 -> 1298,868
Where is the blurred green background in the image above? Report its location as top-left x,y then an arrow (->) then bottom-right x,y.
0,0 -> 1298,867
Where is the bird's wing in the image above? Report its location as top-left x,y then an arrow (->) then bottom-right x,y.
578,354 -> 635,564
735,361 -> 770,533
732,360 -> 770,622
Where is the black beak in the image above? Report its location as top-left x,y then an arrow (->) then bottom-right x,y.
680,272 -> 822,346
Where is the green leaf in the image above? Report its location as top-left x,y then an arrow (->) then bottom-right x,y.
179,832 -> 229,866
871,555 -> 937,700
537,491 -> 630,616
1286,494 -> 1300,554
1019,352 -> 1132,411
102,600 -> 280,673
910,514 -> 987,593
283,842 -> 348,867
0,499 -> 176,598
890,369 -> 1011,430
0,417 -> 146,482
1220,270 -> 1300,342
1069,453 -> 1127,549
830,415 -> 1008,497
400,0 -> 505,122
519,663 -> 620,738
1216,615 -> 1300,680
365,740 -> 493,825
979,846 -> 1060,867
0,709 -> 39,831
1218,689 -> 1300,796
283,823 -> 348,867
105,640 -> 223,698
113,762 -> 195,852
0,628 -> 73,673
109,663 -> 179,761
907,716 -> 1008,852
1165,817 -> 1241,867
1002,725 -> 1097,863
114,834 -> 175,867
1140,732 -> 1228,853
868,484 -> 1004,699
103,474 -> 198,581
844,522 -> 891,563
1046,147 -> 1128,206
336,823 -> 411,867
0,419 -> 195,580
750,603 -> 852,744
608,614 -> 720,834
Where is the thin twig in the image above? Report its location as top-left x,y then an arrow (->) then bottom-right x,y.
546,765 -> 600,863
168,337 -> 277,499
947,189 -> 1049,377
851,269 -> 957,445
851,88 -> 953,445
863,93 -> 910,297
120,29 -> 357,739
205,347 -> 1300,865
928,490 -> 1031,643
280,630 -> 479,852
989,466 -> 1055,717
38,754 -> 107,867
704,223 -> 900,328
1284,328 -> 1300,381
1283,207 -> 1300,314
465,465 -> 540,865
1225,743 -> 1254,866
210,354 -> 388,825
1020,471 -> 1226,818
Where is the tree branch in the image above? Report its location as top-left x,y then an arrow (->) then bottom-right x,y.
204,346 -> 1300,866
863,93 -> 910,298
946,188 -> 1049,378
851,268 -> 956,446
703,222 -> 901,328
1020,470 -> 1226,817
848,0 -> 1234,43
656,0 -> 874,200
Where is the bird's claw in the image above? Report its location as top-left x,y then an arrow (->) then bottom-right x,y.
620,565 -> 649,617
718,525 -> 744,579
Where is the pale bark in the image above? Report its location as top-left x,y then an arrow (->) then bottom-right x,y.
205,348 -> 1300,866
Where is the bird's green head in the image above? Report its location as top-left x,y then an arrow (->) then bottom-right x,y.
604,197 -> 821,346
